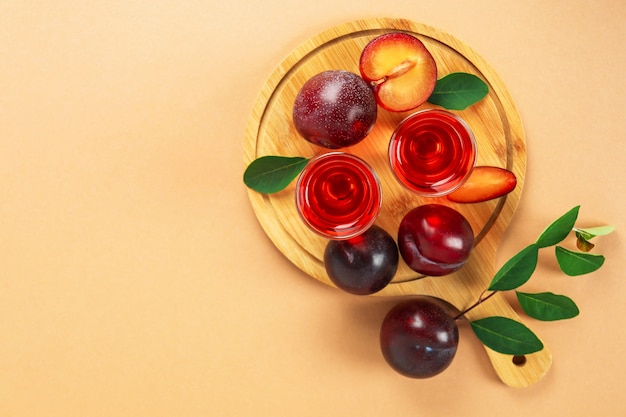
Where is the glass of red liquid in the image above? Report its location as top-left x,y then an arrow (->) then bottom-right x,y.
295,152 -> 382,240
388,109 -> 477,197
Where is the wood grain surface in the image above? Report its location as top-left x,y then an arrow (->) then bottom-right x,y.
243,18 -> 551,387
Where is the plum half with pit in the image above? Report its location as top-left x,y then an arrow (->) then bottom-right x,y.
292,70 -> 378,149
359,32 -> 437,112
398,204 -> 474,276
324,225 -> 399,295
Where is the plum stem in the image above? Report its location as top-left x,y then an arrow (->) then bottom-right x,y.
454,290 -> 498,320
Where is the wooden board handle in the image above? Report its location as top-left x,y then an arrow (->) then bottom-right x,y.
465,292 -> 552,387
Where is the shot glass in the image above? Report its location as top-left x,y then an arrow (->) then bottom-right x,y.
295,152 -> 382,240
388,109 -> 476,197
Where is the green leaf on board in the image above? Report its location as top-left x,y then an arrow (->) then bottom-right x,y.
243,156 -> 309,194
555,246 -> 605,276
470,316 -> 544,355
427,72 -> 489,110
488,244 -> 539,291
535,206 -> 580,248
516,291 -> 579,321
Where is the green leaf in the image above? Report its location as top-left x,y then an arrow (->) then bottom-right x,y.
488,244 -> 539,291
516,291 -> 579,321
470,316 -> 544,355
535,206 -> 580,248
555,246 -> 605,276
427,72 -> 489,110
575,225 -> 615,240
243,156 -> 309,194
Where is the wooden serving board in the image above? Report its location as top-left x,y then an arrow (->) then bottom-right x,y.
243,18 -> 551,387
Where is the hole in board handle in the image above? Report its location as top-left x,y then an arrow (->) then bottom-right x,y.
512,355 -> 527,366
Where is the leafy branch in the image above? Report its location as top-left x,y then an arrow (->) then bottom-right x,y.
458,205 -> 614,355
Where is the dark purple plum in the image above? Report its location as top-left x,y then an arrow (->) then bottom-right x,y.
292,70 -> 377,149
398,204 -> 474,276
380,296 -> 459,378
324,225 -> 398,295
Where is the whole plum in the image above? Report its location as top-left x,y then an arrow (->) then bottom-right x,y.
324,225 -> 398,295
380,296 -> 459,378
398,204 -> 474,276
292,70 -> 377,149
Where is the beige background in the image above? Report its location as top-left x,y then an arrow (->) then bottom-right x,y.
1,1 -> 625,416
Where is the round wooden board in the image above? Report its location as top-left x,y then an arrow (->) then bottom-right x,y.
243,18 -> 551,387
